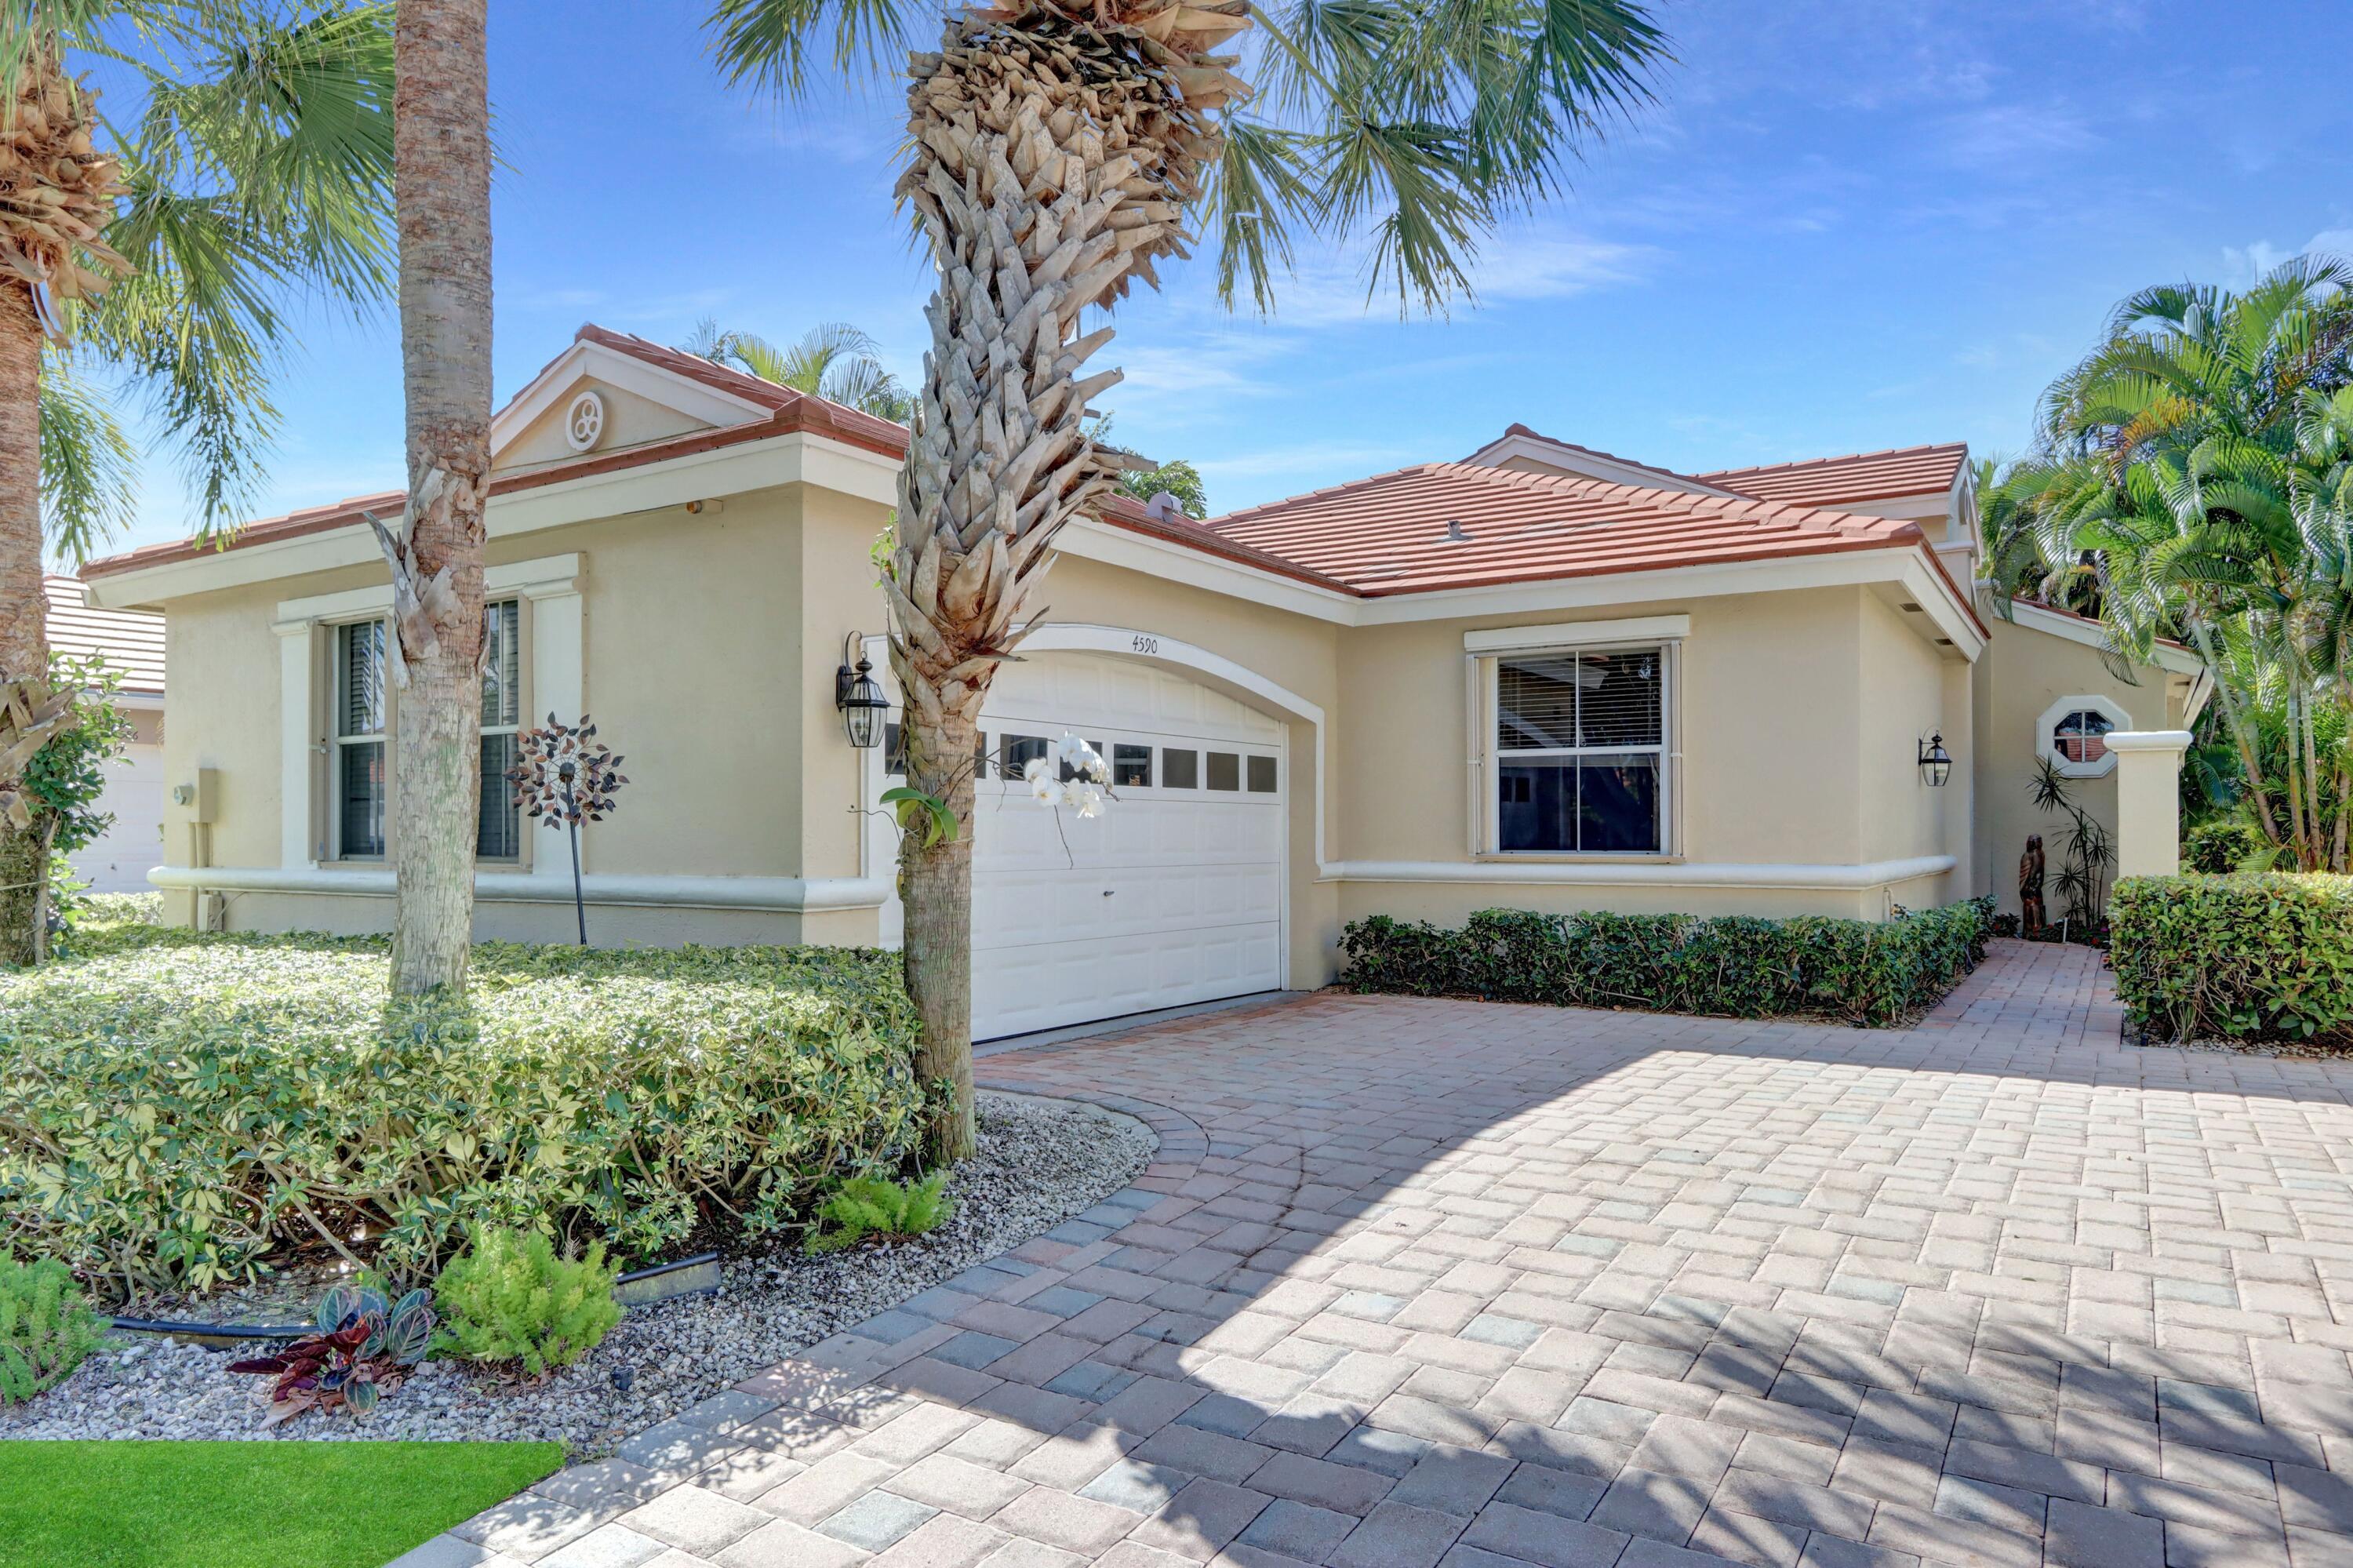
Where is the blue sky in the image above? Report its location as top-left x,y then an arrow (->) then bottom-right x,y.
95,0 -> 2353,556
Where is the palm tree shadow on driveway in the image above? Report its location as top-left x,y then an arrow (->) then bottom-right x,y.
499,941 -> 2353,1566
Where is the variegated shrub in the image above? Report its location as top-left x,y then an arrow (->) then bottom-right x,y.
0,928 -> 926,1298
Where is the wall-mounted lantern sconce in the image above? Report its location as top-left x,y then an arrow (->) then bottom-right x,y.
1918,732 -> 1953,788
835,631 -> 889,750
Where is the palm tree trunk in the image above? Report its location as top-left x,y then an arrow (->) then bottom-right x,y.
889,11 -> 1228,1162
2186,613 -> 2286,848
2300,686 -> 2325,870
382,0 -> 492,995
900,708 -> 977,1155
0,286 -> 46,964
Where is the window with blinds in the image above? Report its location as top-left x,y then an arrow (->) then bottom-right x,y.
478,599 -> 522,858
336,620 -> 388,857
1494,646 -> 1665,853
333,602 -> 527,862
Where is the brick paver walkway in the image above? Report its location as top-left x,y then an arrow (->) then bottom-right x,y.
408,940 -> 2353,1568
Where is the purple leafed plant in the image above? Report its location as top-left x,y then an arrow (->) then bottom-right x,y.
227,1283 -> 435,1424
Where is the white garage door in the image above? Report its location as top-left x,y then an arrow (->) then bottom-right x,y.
70,740 -> 165,894
873,649 -> 1286,1040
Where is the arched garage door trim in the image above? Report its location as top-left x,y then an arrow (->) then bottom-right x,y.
1010,623 -> 1329,877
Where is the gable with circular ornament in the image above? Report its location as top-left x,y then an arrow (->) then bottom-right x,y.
563,389 -> 606,453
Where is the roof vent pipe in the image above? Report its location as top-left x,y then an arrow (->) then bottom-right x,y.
1446,518 -> 1471,541
1147,491 -> 1183,524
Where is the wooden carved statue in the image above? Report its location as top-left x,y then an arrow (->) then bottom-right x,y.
2019,833 -> 2046,933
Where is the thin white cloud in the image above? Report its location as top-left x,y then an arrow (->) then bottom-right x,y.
1195,442 -> 1417,486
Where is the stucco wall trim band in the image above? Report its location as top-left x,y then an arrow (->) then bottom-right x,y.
1322,854 -> 1957,890
148,865 -> 892,912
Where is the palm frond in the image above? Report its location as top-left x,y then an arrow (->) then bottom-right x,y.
38,348 -> 135,566
705,0 -> 918,101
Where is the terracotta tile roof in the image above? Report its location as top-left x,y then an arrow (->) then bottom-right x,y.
84,326 -> 915,580
1695,442 -> 1969,508
1200,461 -> 1929,598
1475,423 -> 1735,493
46,574 -> 163,693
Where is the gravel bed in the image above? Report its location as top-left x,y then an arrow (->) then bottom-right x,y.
1,1089 -> 1155,1452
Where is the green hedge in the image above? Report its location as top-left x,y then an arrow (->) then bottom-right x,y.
1340,899 -> 1995,1027
0,927 -> 928,1298
2109,873 -> 2353,1044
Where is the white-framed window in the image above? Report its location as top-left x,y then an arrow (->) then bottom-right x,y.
333,618 -> 389,859
477,598 -> 523,859
1489,646 -> 1669,854
2036,693 -> 2130,780
327,599 -> 526,862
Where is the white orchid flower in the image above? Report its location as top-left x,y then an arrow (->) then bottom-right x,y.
1057,732 -> 1107,782
1027,771 -> 1061,806
1022,755 -> 1051,784
1068,782 -> 1105,818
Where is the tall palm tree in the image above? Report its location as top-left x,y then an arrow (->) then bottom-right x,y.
377,0 -> 492,995
708,0 -> 1669,1159
682,318 -> 916,421
0,3 -> 395,964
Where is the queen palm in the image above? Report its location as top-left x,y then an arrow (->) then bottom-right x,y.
682,318 -> 916,421
708,0 -> 1669,1158
0,2 -> 394,964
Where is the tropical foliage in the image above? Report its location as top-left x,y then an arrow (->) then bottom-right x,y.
0,2 -> 395,967
707,0 -> 1669,1160
0,1252 -> 104,1404
681,318 -> 916,421
2028,757 -> 2115,930
227,1282 -> 435,1423
431,1224 -> 624,1380
1340,900 -> 1995,1028
1086,416 -> 1208,518
2110,872 -> 2353,1044
0,927 -> 927,1297
1981,257 -> 2353,871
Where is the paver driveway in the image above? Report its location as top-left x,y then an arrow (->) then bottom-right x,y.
418,940 -> 2353,1568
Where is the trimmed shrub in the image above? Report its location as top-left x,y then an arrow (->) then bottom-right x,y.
2109,873 -> 2353,1044
1340,899 -> 1994,1027
433,1224 -> 624,1379
805,1172 -> 952,1253
0,928 -> 929,1298
0,1254 -> 107,1405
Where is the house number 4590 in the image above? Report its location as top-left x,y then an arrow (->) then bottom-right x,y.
1131,635 -> 1159,655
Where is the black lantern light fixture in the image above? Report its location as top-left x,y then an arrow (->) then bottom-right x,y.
835,631 -> 889,749
1918,732 -> 1953,788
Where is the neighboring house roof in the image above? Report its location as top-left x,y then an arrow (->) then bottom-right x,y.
1198,460 -> 1946,599
1695,442 -> 1970,508
46,574 -> 164,694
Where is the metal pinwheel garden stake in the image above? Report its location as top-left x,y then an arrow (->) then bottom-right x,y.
507,714 -> 628,944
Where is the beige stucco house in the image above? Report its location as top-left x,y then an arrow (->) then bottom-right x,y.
81,326 -> 2210,1039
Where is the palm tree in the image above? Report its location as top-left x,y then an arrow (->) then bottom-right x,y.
2001,258 -> 2353,871
681,318 -> 915,421
707,0 -> 1670,1159
377,0 -> 493,995
0,3 -> 395,964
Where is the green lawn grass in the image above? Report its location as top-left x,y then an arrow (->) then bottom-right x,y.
0,1440 -> 565,1568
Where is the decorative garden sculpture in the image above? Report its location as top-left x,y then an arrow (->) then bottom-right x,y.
507,715 -> 628,944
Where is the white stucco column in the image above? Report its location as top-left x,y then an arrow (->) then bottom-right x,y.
2108,729 -> 2192,877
